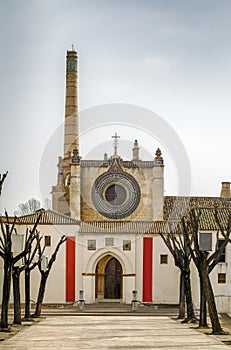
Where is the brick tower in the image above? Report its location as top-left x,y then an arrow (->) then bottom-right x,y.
52,49 -> 80,216
64,49 -> 79,157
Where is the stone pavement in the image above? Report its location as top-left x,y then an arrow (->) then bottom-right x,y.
1,315 -> 231,350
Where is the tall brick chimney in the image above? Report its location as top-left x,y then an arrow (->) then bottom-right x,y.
220,182 -> 231,198
64,49 -> 78,158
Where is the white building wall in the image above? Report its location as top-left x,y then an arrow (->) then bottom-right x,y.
1,224 -> 231,313
80,233 -> 136,303
211,241 -> 231,313
153,236 -> 179,304
135,234 -> 143,302
14,223 -> 79,304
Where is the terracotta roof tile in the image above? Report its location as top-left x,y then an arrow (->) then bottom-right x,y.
80,221 -> 166,234
2,197 -> 231,233
163,196 -> 231,221
17,209 -> 80,225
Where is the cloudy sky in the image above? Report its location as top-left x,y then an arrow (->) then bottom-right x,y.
0,0 -> 231,214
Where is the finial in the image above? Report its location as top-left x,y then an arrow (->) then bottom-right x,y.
155,148 -> 162,158
72,44 -> 74,51
72,147 -> 80,163
111,133 -> 120,156
154,148 -> 163,165
132,139 -> 140,161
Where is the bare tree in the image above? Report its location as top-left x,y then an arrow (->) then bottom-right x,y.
182,208 -> 231,335
24,234 -> 45,320
0,213 -> 15,329
33,235 -> 66,317
14,198 -> 41,216
160,222 -> 196,322
43,198 -> 51,210
0,172 -> 8,196
12,228 -> 43,324
0,212 -> 41,328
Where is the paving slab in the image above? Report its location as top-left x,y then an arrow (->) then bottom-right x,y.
0,315 -> 230,350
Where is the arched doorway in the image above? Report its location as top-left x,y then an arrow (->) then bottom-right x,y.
95,255 -> 122,301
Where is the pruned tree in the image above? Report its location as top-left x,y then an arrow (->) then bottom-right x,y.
0,212 -> 41,328
12,228 -> 43,324
24,234 -> 45,320
14,198 -> 41,216
160,222 -> 196,322
182,208 -> 231,335
33,235 -> 66,317
0,172 -> 8,196
0,212 -> 16,329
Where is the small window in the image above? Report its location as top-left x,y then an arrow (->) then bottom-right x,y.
218,240 -> 226,263
44,236 -> 51,247
218,273 -> 226,284
199,232 -> 212,251
88,239 -> 96,250
160,254 -> 168,264
123,240 -> 131,251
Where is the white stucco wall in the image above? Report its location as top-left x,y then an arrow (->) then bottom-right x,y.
78,233 -> 136,303
153,237 -> 179,304
0,225 -> 231,313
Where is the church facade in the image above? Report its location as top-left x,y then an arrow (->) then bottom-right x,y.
1,49 -> 231,312
49,50 -> 231,310
50,49 -> 173,305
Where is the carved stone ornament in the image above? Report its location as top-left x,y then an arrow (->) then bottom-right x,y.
91,156 -> 141,219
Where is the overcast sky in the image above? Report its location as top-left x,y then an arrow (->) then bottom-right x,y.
0,0 -> 231,214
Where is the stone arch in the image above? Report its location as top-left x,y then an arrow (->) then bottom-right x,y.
95,254 -> 122,300
86,248 -> 132,275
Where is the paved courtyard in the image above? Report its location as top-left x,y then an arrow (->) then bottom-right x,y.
1,315 -> 231,350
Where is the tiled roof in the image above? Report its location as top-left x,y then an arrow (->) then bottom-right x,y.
160,207 -> 231,233
193,207 -> 231,231
2,197 -> 231,233
163,196 -> 231,221
17,209 -> 80,225
80,208 -> 231,234
80,221 -> 166,234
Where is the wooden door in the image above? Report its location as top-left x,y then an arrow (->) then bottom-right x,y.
104,257 -> 122,299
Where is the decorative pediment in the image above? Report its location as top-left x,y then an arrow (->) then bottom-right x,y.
107,156 -> 124,174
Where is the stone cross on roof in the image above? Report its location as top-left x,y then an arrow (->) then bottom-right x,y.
112,133 -> 120,156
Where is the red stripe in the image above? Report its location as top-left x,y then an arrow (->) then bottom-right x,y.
66,236 -> 75,302
143,237 -> 153,302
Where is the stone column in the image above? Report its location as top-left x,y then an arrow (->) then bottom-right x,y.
152,149 -> 164,220
70,162 -> 81,220
132,140 -> 140,161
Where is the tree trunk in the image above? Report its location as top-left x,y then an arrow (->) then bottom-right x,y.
1,258 -> 12,329
12,266 -> 21,325
33,235 -> 66,318
33,273 -> 48,317
199,272 -> 208,327
182,265 -> 196,322
178,270 -> 185,319
24,267 -> 31,319
200,256 -> 224,334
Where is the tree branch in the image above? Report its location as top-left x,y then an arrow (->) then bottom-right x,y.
0,171 -> 8,196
